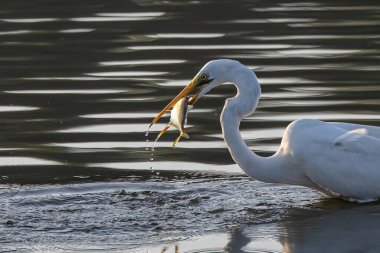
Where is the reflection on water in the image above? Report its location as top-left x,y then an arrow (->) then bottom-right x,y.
278,204 -> 380,253
5,89 -> 127,94
0,0 -> 379,251
0,156 -> 60,166
98,59 -> 186,66
141,203 -> 380,253
0,105 -> 39,112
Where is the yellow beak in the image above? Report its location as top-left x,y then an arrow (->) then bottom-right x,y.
149,79 -> 197,129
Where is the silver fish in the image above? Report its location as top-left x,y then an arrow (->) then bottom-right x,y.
155,96 -> 193,147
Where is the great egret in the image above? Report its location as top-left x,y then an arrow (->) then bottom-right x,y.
149,59 -> 380,202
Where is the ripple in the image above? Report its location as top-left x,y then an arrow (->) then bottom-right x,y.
22,77 -> 105,81
247,113 -> 380,122
253,34 -> 380,41
260,100 -> 352,107
0,106 -> 39,112
2,41 -> 49,46
288,86 -> 380,92
127,44 -> 293,50
0,148 -> 24,151
59,28 -> 95,33
154,79 -> 189,87
85,71 -> 168,77
253,5 -> 380,12
70,12 -> 164,22
230,18 -> 316,23
1,18 -> 57,23
104,97 -> 156,102
0,157 -> 61,166
254,64 -> 380,72
80,112 -> 156,119
97,12 -> 164,17
257,77 -> 317,85
58,123 -> 168,133
262,91 -> 324,99
290,20 -> 380,28
0,30 -> 31,36
70,17 -> 157,22
270,49 -> 362,58
99,59 -> 185,66
147,33 -> 225,38
86,161 -> 241,173
0,179 -> 317,252
47,141 -> 226,149
5,89 -> 126,94
8,182 -> 134,199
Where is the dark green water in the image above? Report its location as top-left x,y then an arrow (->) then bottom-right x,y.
0,0 -> 379,252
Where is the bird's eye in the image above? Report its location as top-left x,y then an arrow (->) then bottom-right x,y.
201,74 -> 208,80
196,73 -> 209,87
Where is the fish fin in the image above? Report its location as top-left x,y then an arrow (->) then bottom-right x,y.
155,124 -> 171,142
181,131 -> 189,139
172,135 -> 181,148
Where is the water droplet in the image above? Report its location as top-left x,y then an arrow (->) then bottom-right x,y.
155,171 -> 160,175
148,138 -> 156,172
145,131 -> 149,137
145,147 -> 149,151
146,139 -> 149,142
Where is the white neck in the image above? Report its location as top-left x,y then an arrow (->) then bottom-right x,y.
220,68 -> 294,184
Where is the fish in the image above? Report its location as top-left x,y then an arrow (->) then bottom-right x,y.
155,96 -> 193,147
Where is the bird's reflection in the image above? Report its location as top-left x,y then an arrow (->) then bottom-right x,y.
224,228 -> 251,253
153,200 -> 380,253
277,201 -> 380,253
160,244 -> 179,253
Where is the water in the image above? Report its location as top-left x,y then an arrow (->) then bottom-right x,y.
0,0 -> 379,252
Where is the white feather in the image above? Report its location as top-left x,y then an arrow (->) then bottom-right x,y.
194,59 -> 380,202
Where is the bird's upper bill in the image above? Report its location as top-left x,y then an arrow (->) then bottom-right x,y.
149,75 -> 211,129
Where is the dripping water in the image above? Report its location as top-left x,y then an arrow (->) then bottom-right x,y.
145,130 -> 153,172
150,141 -> 158,173
145,130 -> 158,173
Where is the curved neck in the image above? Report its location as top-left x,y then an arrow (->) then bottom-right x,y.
220,73 -> 284,183
221,106 -> 283,183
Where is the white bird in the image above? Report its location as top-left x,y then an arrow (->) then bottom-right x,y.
149,59 -> 380,202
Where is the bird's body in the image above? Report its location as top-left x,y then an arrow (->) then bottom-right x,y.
150,59 -> 380,202
261,119 -> 380,201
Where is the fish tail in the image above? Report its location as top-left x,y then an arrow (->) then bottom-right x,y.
172,135 -> 181,148
181,131 -> 189,139
155,124 -> 171,142
172,131 -> 189,148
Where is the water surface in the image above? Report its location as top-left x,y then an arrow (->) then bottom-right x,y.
0,0 -> 379,252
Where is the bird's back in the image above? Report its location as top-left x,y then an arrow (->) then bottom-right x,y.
281,118 -> 380,202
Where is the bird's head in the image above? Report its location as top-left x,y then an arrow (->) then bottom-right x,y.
149,59 -> 245,129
